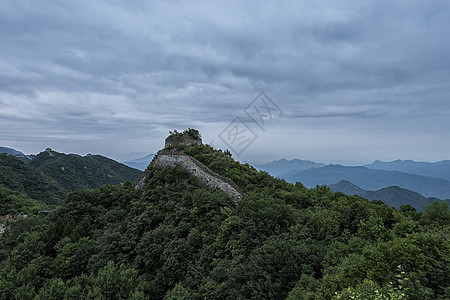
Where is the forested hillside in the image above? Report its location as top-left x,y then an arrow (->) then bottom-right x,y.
29,149 -> 142,193
0,144 -> 448,299
0,150 -> 142,205
0,154 -> 66,205
0,185 -> 48,215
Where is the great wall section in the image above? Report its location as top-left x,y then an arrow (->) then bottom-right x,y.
135,131 -> 243,203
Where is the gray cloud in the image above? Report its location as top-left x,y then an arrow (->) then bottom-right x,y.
1,0 -> 449,162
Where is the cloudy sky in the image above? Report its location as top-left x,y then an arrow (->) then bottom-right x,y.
1,0 -> 449,164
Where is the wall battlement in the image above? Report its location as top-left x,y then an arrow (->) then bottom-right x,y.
135,149 -> 243,203
164,136 -> 202,149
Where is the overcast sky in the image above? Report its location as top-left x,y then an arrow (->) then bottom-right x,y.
1,0 -> 449,164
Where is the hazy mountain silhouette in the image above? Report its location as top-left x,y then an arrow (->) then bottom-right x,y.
252,158 -> 325,177
283,164 -> 450,199
123,154 -> 155,171
365,159 -> 450,181
329,180 -> 445,211
0,146 -> 32,162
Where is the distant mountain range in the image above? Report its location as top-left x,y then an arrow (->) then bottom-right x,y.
329,180 -> 445,212
364,159 -> 450,181
252,158 -> 325,177
252,158 -> 450,210
0,147 -> 142,204
0,146 -> 33,162
0,147 -> 23,156
3,146 -> 449,211
282,165 -> 450,199
123,154 -> 155,171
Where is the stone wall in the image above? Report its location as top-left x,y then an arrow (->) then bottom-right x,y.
164,136 -> 202,148
136,149 -> 243,203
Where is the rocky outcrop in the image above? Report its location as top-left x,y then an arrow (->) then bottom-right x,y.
135,149 -> 243,203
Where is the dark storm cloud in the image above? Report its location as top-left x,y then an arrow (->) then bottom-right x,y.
1,0 -> 449,161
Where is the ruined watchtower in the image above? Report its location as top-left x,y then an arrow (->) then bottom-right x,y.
135,128 -> 243,203
164,128 -> 203,148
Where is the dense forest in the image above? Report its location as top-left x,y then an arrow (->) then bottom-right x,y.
0,144 -> 448,299
0,151 -> 141,205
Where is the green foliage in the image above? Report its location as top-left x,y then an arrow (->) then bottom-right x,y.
0,144 -> 448,299
0,154 -> 66,204
421,200 -> 449,227
29,151 -> 142,194
168,128 -> 202,140
357,215 -> 389,241
0,184 -> 48,215
286,274 -> 320,300
334,265 -> 409,300
0,151 -> 141,206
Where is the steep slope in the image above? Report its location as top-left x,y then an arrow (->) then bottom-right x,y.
146,149 -> 243,202
252,158 -> 325,177
29,149 -> 142,193
284,164 -> 450,199
365,159 -> 450,181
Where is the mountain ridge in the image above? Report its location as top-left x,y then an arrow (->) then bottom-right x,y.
364,159 -> 450,180
252,158 -> 325,177
329,180 -> 446,211
283,164 -> 450,199
0,148 -> 142,204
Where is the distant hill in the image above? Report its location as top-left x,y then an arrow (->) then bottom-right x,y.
283,164 -> 450,199
328,179 -> 367,195
252,158 -> 325,177
123,154 -> 155,171
329,180 -> 444,211
365,159 -> 450,181
0,146 -> 32,162
0,149 -> 142,205
0,147 -> 23,156
29,149 -> 142,193
0,153 -> 66,204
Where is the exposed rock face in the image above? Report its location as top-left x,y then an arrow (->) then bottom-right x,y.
135,149 -> 243,203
